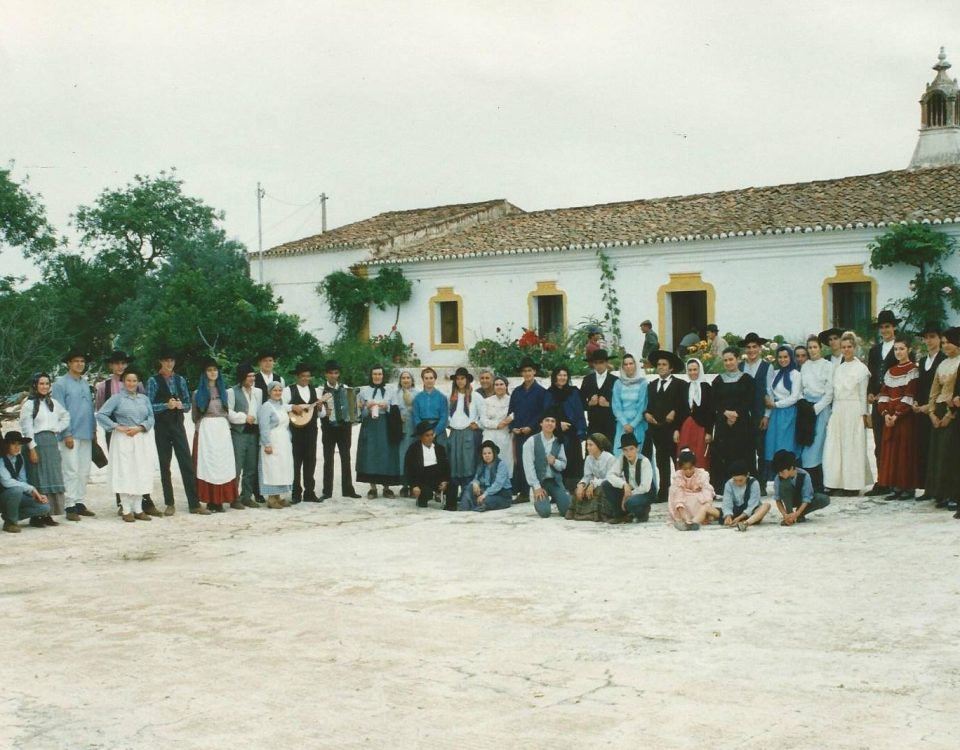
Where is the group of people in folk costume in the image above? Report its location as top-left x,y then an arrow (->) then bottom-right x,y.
3,309 -> 960,534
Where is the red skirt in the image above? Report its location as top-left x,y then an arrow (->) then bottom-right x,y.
878,412 -> 919,489
192,430 -> 239,505
676,416 -> 711,471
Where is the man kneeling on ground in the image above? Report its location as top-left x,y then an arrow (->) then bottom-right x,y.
773,449 -> 830,526
523,410 -> 571,518
599,433 -> 656,524
405,422 -> 450,508
720,459 -> 771,531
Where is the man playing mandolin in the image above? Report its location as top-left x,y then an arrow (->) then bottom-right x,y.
287,363 -> 323,503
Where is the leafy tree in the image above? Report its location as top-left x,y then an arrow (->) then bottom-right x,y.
73,169 -> 221,270
0,164 -> 59,259
869,224 -> 960,331
317,266 -> 413,340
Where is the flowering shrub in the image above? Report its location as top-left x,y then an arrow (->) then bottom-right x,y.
468,325 -> 591,376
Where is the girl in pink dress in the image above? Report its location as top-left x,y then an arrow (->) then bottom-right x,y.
668,448 -> 719,530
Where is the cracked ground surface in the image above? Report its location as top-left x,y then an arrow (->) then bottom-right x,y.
1,462 -> 958,749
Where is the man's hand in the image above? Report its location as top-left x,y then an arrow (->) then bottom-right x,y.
560,421 -> 571,432
534,487 -> 547,501
597,396 -> 610,408
623,424 -> 633,434
438,481 -> 448,492
546,453 -> 556,466
521,427 -> 532,435
32,489 -> 48,504
672,430 -> 679,444
472,482 -> 481,497
588,394 -> 599,406
246,414 -> 256,424
28,448 -> 39,465
644,414 -> 658,425
723,516 -> 735,527
665,410 -> 676,424
867,393 -> 876,404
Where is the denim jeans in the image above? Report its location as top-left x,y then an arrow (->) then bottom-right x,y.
533,477 -> 571,518
1,487 -> 50,523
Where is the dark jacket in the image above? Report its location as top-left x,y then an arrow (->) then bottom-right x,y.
867,341 -> 898,397
680,380 -> 714,432
644,376 -> 687,426
404,441 -> 450,487
739,360 -> 771,426
580,371 -> 618,440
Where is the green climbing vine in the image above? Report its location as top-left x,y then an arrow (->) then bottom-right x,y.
317,266 -> 412,341
596,248 -> 622,347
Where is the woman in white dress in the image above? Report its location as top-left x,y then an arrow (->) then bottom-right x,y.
823,332 -> 872,495
191,359 -> 239,512
391,370 -> 420,497
258,381 -> 293,509
95,370 -> 157,522
479,375 -> 513,479
798,336 -> 834,492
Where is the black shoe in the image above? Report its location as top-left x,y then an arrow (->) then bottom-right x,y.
29,516 -> 47,528
416,498 -> 428,508
290,497 -> 302,505
935,498 -> 951,509
303,493 -> 321,503
256,495 -> 266,504
636,506 -> 651,523
320,493 -> 332,501
209,504 -> 226,513
512,494 -> 529,504
916,493 -> 934,501
42,515 -> 59,526
344,492 -> 362,499
865,484 -> 888,496
883,492 -> 901,501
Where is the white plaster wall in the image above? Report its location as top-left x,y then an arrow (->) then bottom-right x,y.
257,248 -> 369,342
369,224 -> 960,368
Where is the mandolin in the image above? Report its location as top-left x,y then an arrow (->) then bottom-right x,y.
289,403 -> 318,428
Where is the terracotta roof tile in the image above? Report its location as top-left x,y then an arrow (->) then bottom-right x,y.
363,165 -> 960,264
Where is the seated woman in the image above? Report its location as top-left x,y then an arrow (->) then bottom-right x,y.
763,345 -> 801,479
611,354 -> 648,457
96,369 -> 157,522
720,459 -> 770,531
674,357 -> 713,471
668,448 -> 719,531
568,433 -> 617,521
460,440 -> 512,512
258,381 -> 294,509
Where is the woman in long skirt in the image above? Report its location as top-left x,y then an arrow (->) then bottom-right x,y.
95,369 -> 157,522
356,365 -> 401,498
446,367 -> 481,510
391,370 -> 420,497
258,381 -> 294,509
479,375 -> 513,479
611,354 -> 649,456
798,336 -> 834,492
20,372 -> 70,516
924,326 -> 960,512
710,348 -> 755,490
763,345 -> 801,478
877,336 -> 920,500
823,332 -> 872,495
674,357 -> 713,471
547,366 -> 587,491
192,359 -> 239,512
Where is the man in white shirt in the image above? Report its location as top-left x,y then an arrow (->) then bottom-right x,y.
522,410 -> 571,518
404,422 -> 450,508
866,310 -> 899,496
600,433 -> 656,523
287,363 -> 322,503
227,363 -> 262,508
254,351 -> 286,403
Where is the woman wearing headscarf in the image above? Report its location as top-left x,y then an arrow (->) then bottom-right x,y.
357,365 -> 401,498
460,440 -> 512,512
191,359 -> 239,512
446,367 -> 481,509
674,358 -> 713,471
258,381 -> 294,508
95,369 -> 157,522
479,374 -> 514,479
797,336 -> 834,492
763,345 -> 802,479
547,365 -> 587,491
391,370 -> 420,497
823,332 -> 872,496
19,372 -> 70,517
924,326 -> 960,513
710,347 -> 755,490
611,354 -> 649,457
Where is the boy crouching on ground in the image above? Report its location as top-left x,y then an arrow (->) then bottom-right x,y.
772,449 -> 830,526
720,459 -> 770,531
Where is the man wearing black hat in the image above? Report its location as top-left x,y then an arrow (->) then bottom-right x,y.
52,349 -> 97,521
1,431 -> 54,533
599,432 -> 655,523
706,324 -> 724,359
521,409 -> 571,518
580,349 -> 618,445
865,310 -> 900,495
287,363 -> 322,503
644,349 -> 686,502
914,321 -> 946,498
508,357 -> 549,502
404,422 -> 450,508
227,363 -> 262,508
95,351 -> 157,516
319,360 -> 360,500
818,328 -> 843,361
255,351 -> 286,403
738,333 -> 772,492
146,352 -> 206,515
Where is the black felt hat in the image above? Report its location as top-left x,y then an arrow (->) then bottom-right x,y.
61,348 -> 89,364
705,324 -> 719,334
920,320 -> 942,336
106,350 -> 135,365
817,328 -> 843,345
155,348 -> 178,362
452,366 -> 474,383
256,349 -> 279,361
648,349 -> 683,372
585,348 -> 616,363
293,362 -> 314,375
479,440 -> 501,455
875,310 -> 900,327
2,430 -> 32,445
517,356 -> 539,374
324,359 -> 341,373
738,332 -> 769,347
619,433 -> 639,449
235,362 -> 255,381
415,420 -> 437,436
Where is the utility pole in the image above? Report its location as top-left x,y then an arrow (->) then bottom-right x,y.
257,182 -> 265,283
320,192 -> 328,233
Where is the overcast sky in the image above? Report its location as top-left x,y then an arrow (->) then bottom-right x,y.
2,1 -> 958,279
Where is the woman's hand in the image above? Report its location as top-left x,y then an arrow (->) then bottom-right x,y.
264,446 -> 273,455
672,430 -> 679,444
560,421 -> 571,432
28,447 -> 39,464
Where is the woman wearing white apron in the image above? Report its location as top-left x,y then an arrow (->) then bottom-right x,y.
96,369 -> 157,522
192,359 -> 240,512
258,381 -> 294,509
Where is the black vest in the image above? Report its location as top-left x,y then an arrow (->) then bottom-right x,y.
2,454 -> 24,481
151,372 -> 184,425
288,383 -> 319,424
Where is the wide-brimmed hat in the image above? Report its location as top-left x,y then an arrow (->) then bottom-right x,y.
538,407 -> 562,424
585,348 -> 615,363
199,357 -> 220,371
324,359 -> 341,373
256,349 -> 278,361
920,320 -> 942,336
817,328 -> 843,345
415,420 -> 437,436
620,433 -> 639,449
2,431 -> 32,445
62,347 -> 88,364
649,349 -> 683,372
479,440 -> 501,456
517,356 -> 539,373
236,362 -> 255,381
156,348 -> 178,362
727,459 -> 752,477
705,324 -> 719,334
452,366 -> 474,383
106,350 -> 135,365
738,332 -> 769,347
876,310 -> 900,327
943,327 -> 960,347
293,362 -> 314,375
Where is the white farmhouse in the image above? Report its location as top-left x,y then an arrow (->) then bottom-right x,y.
257,50 -> 960,367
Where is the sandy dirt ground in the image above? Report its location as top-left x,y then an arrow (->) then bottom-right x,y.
2,416 -> 959,749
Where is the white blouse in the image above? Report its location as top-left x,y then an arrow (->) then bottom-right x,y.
800,357 -> 835,415
19,397 -> 71,438
765,367 -> 802,416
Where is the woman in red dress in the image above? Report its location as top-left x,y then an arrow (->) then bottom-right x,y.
674,358 -> 713,473
877,336 -> 920,500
